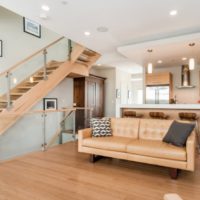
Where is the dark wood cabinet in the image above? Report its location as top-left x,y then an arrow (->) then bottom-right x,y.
73,75 -> 105,130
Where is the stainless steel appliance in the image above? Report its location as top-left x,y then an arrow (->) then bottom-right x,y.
146,86 -> 169,104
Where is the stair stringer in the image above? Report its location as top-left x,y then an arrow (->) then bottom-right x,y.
0,61 -> 78,135
69,63 -> 89,77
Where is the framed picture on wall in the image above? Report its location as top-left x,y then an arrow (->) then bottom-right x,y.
43,98 -> 58,110
23,17 -> 41,38
0,40 -> 2,57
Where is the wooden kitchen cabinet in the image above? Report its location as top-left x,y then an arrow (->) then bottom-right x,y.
73,75 -> 105,130
146,72 -> 173,99
146,72 -> 172,86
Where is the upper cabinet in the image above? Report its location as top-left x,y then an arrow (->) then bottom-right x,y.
146,72 -> 172,86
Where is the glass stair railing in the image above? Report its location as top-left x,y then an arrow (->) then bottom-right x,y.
0,107 -> 93,161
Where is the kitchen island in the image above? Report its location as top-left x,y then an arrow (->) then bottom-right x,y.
121,104 -> 200,119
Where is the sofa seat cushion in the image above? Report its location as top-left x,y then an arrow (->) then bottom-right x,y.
126,140 -> 186,161
82,136 -> 132,152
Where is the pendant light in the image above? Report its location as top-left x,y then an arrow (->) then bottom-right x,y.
147,63 -> 153,74
189,58 -> 195,70
188,43 -> 195,70
147,49 -> 153,74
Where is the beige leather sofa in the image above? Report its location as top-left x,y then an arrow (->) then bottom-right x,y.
78,118 -> 196,178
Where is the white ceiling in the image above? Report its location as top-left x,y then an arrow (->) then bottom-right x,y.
1,0 -> 200,71
118,32 -> 200,68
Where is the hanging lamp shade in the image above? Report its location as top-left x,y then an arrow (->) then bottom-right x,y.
189,58 -> 195,70
147,63 -> 153,74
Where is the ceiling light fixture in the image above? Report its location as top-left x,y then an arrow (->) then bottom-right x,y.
61,0 -> 68,5
97,26 -> 109,32
84,31 -> 91,36
157,60 -> 163,64
13,78 -> 17,84
188,43 -> 195,70
30,76 -> 34,83
147,49 -> 153,74
182,57 -> 187,61
170,10 -> 177,16
147,63 -> 153,74
147,49 -> 153,53
189,58 -> 195,70
41,5 -> 50,11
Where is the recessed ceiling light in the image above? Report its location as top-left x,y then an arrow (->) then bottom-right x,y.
84,31 -> 91,36
61,0 -> 68,5
41,5 -> 50,11
182,57 -> 187,61
170,10 -> 177,16
157,60 -> 163,64
97,26 -> 109,32
147,49 -> 153,53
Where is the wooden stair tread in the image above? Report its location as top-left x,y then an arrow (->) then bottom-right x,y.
34,75 -> 46,78
75,60 -> 88,67
47,66 -> 59,69
83,49 -> 97,57
17,86 -> 33,89
0,104 -> 7,108
78,55 -> 90,62
11,93 -> 25,96
0,100 -> 13,104
77,57 -> 89,63
37,71 -> 53,76
25,80 -> 40,83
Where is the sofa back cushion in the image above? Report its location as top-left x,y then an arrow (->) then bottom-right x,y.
139,119 -> 173,141
111,118 -> 140,139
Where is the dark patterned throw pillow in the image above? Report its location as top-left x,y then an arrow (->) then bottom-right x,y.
90,118 -> 112,137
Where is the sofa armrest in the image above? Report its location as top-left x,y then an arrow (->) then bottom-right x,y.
186,131 -> 196,171
78,128 -> 92,151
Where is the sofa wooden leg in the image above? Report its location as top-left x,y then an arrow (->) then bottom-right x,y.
90,155 -> 103,163
169,168 -> 180,179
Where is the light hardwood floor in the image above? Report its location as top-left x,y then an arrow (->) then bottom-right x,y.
0,142 -> 200,200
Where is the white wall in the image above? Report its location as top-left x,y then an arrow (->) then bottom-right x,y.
115,69 -> 132,117
0,78 -> 73,160
154,65 -> 200,104
0,6 -> 61,72
131,73 -> 144,104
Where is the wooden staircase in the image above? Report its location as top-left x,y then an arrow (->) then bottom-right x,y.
0,40 -> 100,135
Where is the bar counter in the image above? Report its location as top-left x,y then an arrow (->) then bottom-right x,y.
121,104 -> 200,110
121,104 -> 200,119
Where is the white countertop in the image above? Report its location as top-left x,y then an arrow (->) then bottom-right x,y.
120,104 -> 200,110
